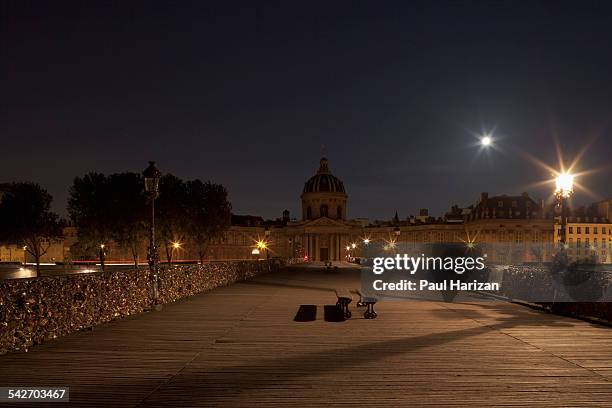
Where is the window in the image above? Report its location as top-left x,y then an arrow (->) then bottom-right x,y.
511,201 -> 517,208
577,238 -> 581,248
585,227 -> 590,234
337,206 -> 342,219
498,201 -> 503,207
569,226 -> 573,233
320,204 -> 328,217
577,227 -> 581,234
594,227 -> 598,234
515,231 -> 523,244
306,206 -> 312,219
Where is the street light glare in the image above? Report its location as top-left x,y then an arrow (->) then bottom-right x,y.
555,172 -> 574,197
172,242 -> 181,249
481,136 -> 492,146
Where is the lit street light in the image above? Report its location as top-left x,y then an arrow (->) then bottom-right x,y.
170,241 -> 181,264
481,135 -> 492,146
256,239 -> 269,259
99,243 -> 106,271
554,172 -> 574,246
143,161 -> 162,310
555,172 -> 574,198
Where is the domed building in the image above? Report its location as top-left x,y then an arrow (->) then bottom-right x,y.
301,157 -> 347,221
287,157 -> 354,262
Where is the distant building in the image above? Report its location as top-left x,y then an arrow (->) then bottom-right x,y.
554,216 -> 612,263
1,158 -> 610,265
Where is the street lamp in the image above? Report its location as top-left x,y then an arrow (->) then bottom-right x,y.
171,241 -> 181,264
143,161 -> 162,309
554,172 -> 574,246
99,243 -> 106,271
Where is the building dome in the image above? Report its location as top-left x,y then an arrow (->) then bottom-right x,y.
301,158 -> 348,221
302,158 -> 346,194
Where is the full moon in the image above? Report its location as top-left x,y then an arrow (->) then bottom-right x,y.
481,136 -> 492,146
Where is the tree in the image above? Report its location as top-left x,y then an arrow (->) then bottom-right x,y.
184,180 -> 231,263
68,173 -> 113,269
106,173 -> 147,266
157,174 -> 188,263
0,182 -> 63,275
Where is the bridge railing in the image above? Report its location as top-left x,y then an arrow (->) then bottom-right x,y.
0,259 -> 286,354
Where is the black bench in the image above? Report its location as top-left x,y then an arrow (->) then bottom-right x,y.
353,289 -> 378,319
334,289 -> 353,319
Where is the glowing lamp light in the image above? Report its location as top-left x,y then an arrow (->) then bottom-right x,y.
100,244 -> 105,249
256,240 -> 268,250
481,136 -> 492,146
555,172 -> 574,198
363,238 -> 370,245
172,242 -> 181,249
251,248 -> 260,255
345,245 -> 351,251
303,255 -> 309,261
351,243 -> 357,249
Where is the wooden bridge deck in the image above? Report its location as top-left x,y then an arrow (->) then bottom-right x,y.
0,267 -> 611,407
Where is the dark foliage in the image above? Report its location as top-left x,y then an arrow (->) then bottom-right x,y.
0,183 -> 63,275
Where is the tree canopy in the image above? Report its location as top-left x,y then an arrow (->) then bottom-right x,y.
0,182 -> 63,274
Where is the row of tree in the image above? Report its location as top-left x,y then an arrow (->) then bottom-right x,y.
0,173 -> 232,274
68,173 -> 231,266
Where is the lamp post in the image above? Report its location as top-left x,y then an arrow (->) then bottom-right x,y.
143,161 -> 162,309
99,244 -> 106,272
554,172 -> 574,246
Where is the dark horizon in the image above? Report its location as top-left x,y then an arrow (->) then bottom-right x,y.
2,1 -> 611,220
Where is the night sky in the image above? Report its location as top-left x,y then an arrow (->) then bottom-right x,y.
2,1 -> 611,220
